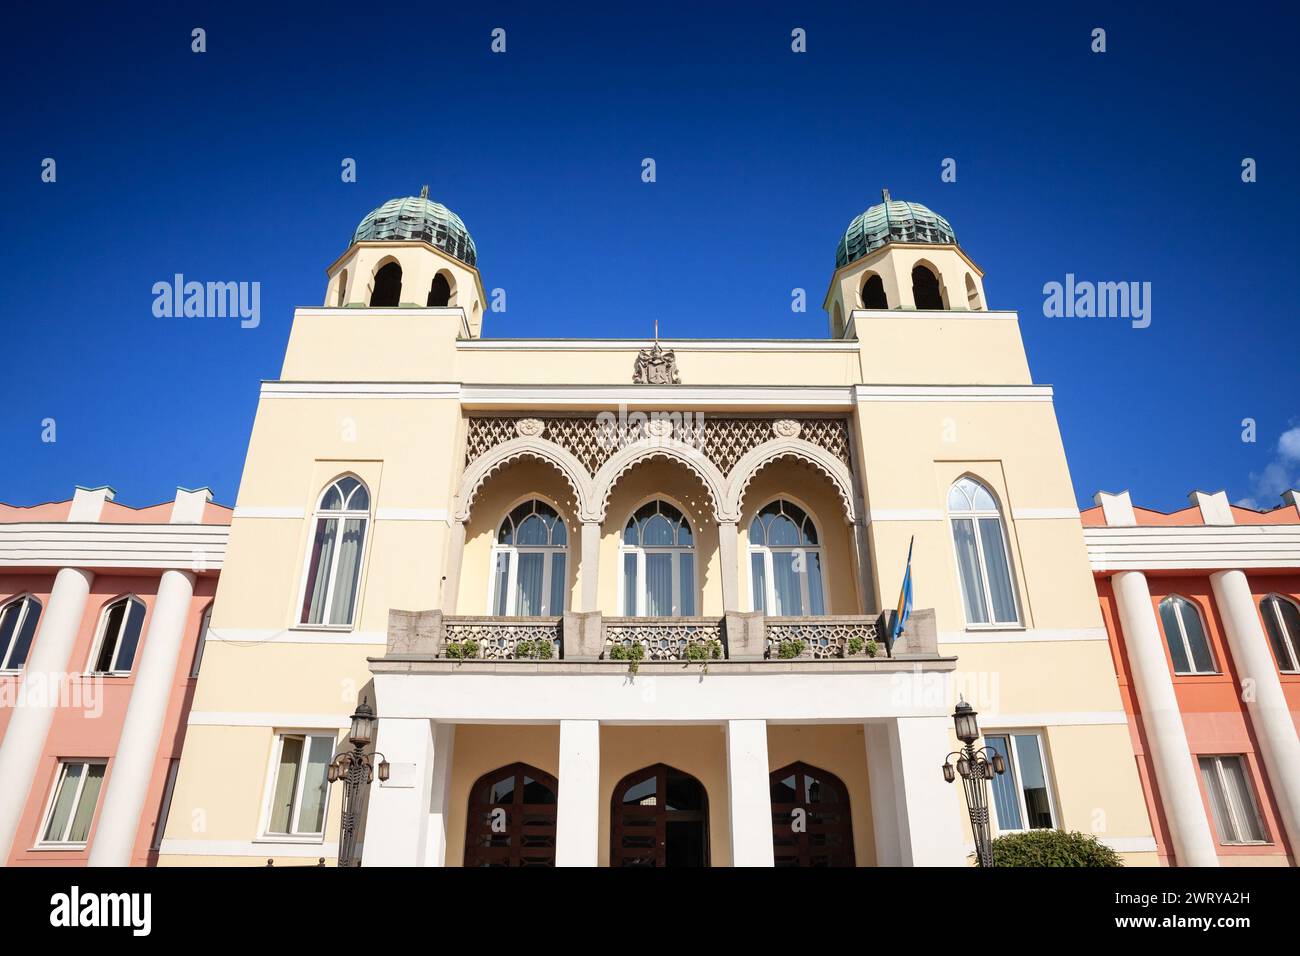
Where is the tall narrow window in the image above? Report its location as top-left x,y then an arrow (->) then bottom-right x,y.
1260,593 -> 1300,673
490,500 -> 568,615
189,604 -> 211,678
335,268 -> 348,306
369,261 -> 402,307
965,272 -> 981,309
151,759 -> 180,851
300,476 -> 370,627
911,264 -> 945,309
748,500 -> 825,615
1158,595 -> 1216,674
1199,755 -> 1267,844
861,273 -> 887,309
0,594 -> 41,671
621,501 -> 696,616
37,760 -> 106,847
427,272 -> 452,307
90,597 -> 146,674
263,733 -> 335,838
948,477 -> 1019,626
984,732 -> 1056,831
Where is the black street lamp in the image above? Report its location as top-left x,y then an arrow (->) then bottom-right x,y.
941,698 -> 1005,867
327,696 -> 390,867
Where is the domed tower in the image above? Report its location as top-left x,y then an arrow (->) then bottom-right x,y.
823,189 -> 987,338
325,187 -> 488,337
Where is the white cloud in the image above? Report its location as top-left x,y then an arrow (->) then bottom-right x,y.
1241,425 -> 1300,509
1278,426 -> 1300,462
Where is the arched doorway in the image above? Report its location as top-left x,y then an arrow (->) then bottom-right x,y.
610,764 -> 709,866
463,762 -> 558,867
770,762 -> 855,866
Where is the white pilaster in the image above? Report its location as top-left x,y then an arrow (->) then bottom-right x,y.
555,719 -> 600,866
1209,569 -> 1300,854
440,520 -> 467,613
725,719 -> 774,866
88,568 -> 197,866
423,723 -> 456,866
891,716 -> 967,866
864,721 -> 902,865
718,521 -> 740,612
0,567 -> 94,860
1112,570 -> 1219,866
580,521 -> 601,612
360,717 -> 437,866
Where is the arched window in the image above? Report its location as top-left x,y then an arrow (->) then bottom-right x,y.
748,500 -> 825,615
335,269 -> 348,307
300,476 -> 370,627
1158,595 -> 1216,674
1261,594 -> 1300,672
611,764 -> 708,867
369,261 -> 402,307
621,500 -> 696,616
965,272 -> 981,309
0,595 -> 42,671
427,272 -> 452,307
464,763 -> 557,867
90,596 -> 146,674
770,762 -> 854,866
948,477 -> 1019,626
490,500 -> 568,616
911,264 -> 945,310
861,273 -> 888,309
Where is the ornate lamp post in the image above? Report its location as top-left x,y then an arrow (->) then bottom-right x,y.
327,696 -> 390,867
941,698 -> 1006,867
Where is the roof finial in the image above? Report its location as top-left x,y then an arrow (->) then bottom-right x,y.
419,184 -> 429,199
653,318 -> 659,343
881,187 -> 891,202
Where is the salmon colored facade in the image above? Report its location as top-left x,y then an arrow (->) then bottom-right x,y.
0,487 -> 229,866
1084,490 -> 1300,866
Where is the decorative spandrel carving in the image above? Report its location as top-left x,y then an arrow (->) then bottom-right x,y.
632,342 -> 681,385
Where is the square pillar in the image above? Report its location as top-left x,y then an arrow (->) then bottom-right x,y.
361,717 -> 437,866
579,521 -> 601,612
888,716 -> 967,866
555,720 -> 600,866
423,723 -> 456,867
718,521 -> 741,612
726,719 -> 774,866
864,721 -> 902,866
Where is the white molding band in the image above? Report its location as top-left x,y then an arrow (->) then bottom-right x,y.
982,711 -> 1128,728
853,384 -> 1053,403
0,523 -> 227,570
260,382 -> 461,400
208,628 -> 387,646
457,338 -> 862,352
232,505 -> 305,519
850,308 -> 1020,323
187,711 -> 352,729
940,627 -> 1109,644
1012,507 -> 1081,521
1085,525 -> 1300,571
158,839 -> 337,858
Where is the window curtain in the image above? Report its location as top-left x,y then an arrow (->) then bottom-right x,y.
646,553 -> 673,616
492,553 -> 510,616
43,765 -> 83,841
772,551 -> 802,615
302,518 -> 338,624
1199,757 -> 1234,842
515,552 -> 544,616
67,764 -> 105,842
985,736 -> 1022,829
750,553 -> 767,612
269,737 -> 303,833
951,518 -> 989,624
623,554 -> 638,615
328,518 -> 365,626
805,551 -> 826,615
977,518 -> 1016,623
298,736 -> 334,834
549,554 -> 566,614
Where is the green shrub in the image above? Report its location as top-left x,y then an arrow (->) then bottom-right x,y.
776,639 -> 806,659
846,636 -> 881,658
990,829 -> 1123,867
685,639 -> 722,661
514,638 -> 554,660
445,639 -> 480,661
609,641 -> 645,674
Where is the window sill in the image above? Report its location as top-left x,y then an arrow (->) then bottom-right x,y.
290,625 -> 355,634
963,625 -> 1026,634
255,835 -> 326,845
1172,671 -> 1221,678
29,843 -> 88,852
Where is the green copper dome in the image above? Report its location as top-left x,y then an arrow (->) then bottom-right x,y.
352,189 -> 477,267
835,190 -> 956,269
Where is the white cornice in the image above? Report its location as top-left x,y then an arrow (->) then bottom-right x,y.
0,523 -> 228,570
456,338 -> 862,352
1085,524 -> 1300,571
848,309 -> 1020,322
853,384 -> 1052,402
260,382 -> 462,400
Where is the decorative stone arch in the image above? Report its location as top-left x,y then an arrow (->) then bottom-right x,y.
591,439 -> 730,523
910,258 -> 948,310
723,437 -> 859,524
453,436 -> 597,522
368,254 -> 404,307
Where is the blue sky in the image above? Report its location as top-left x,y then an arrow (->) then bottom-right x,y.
2,2 -> 1297,512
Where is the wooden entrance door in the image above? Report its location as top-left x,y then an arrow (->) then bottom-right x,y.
770,762 -> 855,866
464,762 -> 558,867
611,764 -> 709,867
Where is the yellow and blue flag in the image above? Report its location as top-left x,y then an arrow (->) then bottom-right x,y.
891,537 -> 914,648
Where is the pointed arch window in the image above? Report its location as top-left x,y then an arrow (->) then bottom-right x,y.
490,500 -> 568,616
621,501 -> 696,616
948,477 -> 1019,626
300,476 -> 370,627
0,595 -> 42,671
427,272 -> 452,307
748,500 -> 825,615
1158,595 -> 1216,675
861,273 -> 887,309
912,264 -> 945,309
1261,594 -> 1300,673
90,596 -> 146,674
370,261 -> 402,307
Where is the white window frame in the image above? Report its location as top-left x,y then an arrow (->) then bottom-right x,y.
0,593 -> 41,671
1261,594 -> 1300,673
746,498 -> 827,616
984,730 -> 1058,834
486,499 -> 569,616
257,731 -> 338,843
1160,595 -> 1218,675
295,476 -> 371,631
85,596 -> 146,676
947,478 -> 1022,629
34,759 -> 107,849
1199,754 -> 1269,846
618,499 -> 698,617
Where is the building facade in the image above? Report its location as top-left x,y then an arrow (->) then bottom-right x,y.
0,486 -> 228,865
155,191 -> 1158,866
1085,490 -> 1300,866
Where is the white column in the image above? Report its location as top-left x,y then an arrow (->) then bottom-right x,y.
1210,569 -> 1300,854
361,717 -> 437,866
440,520 -> 467,613
88,569 -> 196,866
0,567 -> 94,861
423,723 -> 456,866
718,521 -> 741,612
890,716 -> 967,866
726,719 -> 774,866
864,721 -> 902,865
579,521 -> 601,612
555,719 -> 599,866
1113,570 -> 1219,866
